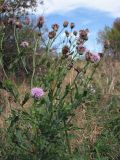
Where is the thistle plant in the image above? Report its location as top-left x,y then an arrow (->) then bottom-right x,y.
0,5 -> 103,159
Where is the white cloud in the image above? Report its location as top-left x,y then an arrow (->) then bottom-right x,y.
37,0 -> 120,17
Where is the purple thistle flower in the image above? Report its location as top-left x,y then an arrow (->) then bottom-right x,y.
31,87 -> 44,98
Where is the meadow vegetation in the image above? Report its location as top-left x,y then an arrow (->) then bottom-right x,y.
0,1 -> 120,159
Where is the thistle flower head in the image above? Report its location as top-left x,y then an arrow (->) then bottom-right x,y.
73,30 -> 77,36
62,45 -> 70,55
65,30 -> 69,37
90,53 -> 100,63
85,51 -> 92,61
76,38 -> 84,45
48,31 -> 56,39
85,52 -> 100,63
31,87 -> 44,98
79,29 -> 89,41
76,45 -> 86,55
104,40 -> 110,49
37,16 -> 44,28
0,3 -> 12,13
52,23 -> 59,31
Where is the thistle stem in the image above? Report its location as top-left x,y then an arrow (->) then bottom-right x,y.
64,120 -> 71,155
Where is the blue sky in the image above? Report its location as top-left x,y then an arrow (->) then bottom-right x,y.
35,0 -> 120,52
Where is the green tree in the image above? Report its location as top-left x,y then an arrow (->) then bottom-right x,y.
98,18 -> 120,58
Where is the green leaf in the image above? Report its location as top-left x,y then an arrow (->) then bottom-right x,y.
21,93 -> 30,106
0,80 -> 5,89
3,80 -> 19,101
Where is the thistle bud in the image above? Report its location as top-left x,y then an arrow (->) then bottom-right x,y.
48,31 -> 56,39
63,21 -> 69,27
76,45 -> 86,55
104,40 -> 110,49
15,21 -> 22,29
37,16 -> 44,28
8,96 -> 13,103
73,30 -> 77,36
62,45 -> 70,55
79,29 -> 89,41
65,30 -> 69,37
70,22 -> 75,29
52,23 -> 59,31
85,51 -> 92,61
